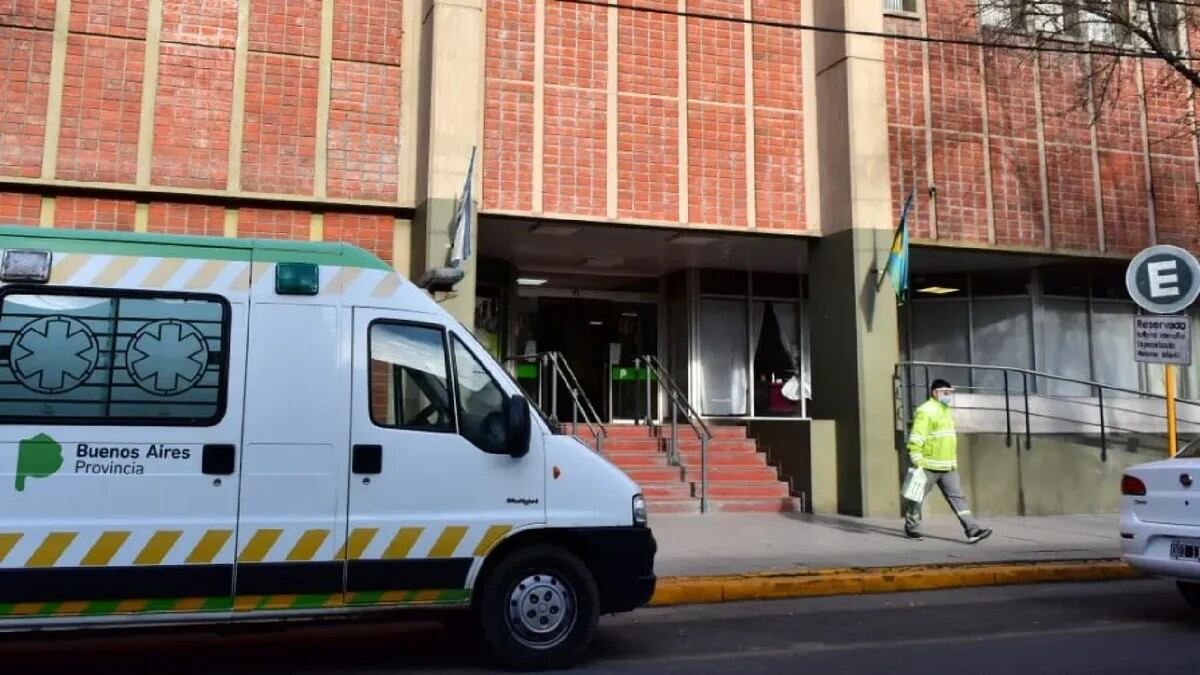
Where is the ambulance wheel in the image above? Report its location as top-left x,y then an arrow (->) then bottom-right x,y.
478,544 -> 599,671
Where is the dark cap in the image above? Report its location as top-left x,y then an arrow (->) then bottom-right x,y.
930,379 -> 953,393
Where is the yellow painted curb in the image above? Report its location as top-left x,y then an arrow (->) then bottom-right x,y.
650,559 -> 1140,607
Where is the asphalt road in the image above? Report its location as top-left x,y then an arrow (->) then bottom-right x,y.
2,580 -> 1199,674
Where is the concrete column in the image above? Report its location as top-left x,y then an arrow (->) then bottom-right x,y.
808,1 -> 900,517
409,0 -> 484,328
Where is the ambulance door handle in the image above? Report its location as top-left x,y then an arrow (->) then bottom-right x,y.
202,444 -> 236,476
352,445 -> 383,475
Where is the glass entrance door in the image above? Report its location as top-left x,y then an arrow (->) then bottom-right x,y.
525,297 -> 657,423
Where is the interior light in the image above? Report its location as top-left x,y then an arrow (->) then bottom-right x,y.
1,249 -> 52,283
916,286 -> 961,295
621,311 -> 638,317
589,320 -> 604,326
516,277 -> 548,287
275,262 -> 320,295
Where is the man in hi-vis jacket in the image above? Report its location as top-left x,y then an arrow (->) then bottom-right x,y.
904,379 -> 993,544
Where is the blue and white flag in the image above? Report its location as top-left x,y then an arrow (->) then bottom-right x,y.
449,146 -> 476,268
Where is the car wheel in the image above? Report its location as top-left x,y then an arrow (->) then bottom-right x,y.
1177,581 -> 1200,610
477,544 -> 599,671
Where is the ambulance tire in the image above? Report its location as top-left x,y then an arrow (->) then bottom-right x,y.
478,544 -> 600,671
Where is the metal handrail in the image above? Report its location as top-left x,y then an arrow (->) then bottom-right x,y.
507,352 -> 606,455
896,360 -> 1200,462
638,354 -> 714,513
901,360 -> 1200,405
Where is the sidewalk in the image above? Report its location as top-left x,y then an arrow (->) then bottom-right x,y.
652,513 -> 1120,577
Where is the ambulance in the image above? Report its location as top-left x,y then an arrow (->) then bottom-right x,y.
0,226 -> 655,670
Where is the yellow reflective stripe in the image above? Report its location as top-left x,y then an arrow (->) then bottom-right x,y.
372,273 -> 400,298
185,260 -> 227,290
286,529 -> 330,562
10,603 -> 44,616
56,601 -> 89,615
81,531 -> 131,566
412,590 -> 442,602
429,527 -> 468,558
382,527 -> 424,560
94,256 -> 138,286
473,525 -> 513,556
50,253 -> 90,284
141,258 -> 185,288
26,532 -> 77,568
259,595 -> 298,610
186,530 -> 233,564
134,531 -> 183,565
174,598 -> 208,612
324,266 -> 361,294
115,599 -> 149,613
0,533 -> 22,563
337,528 -> 379,560
235,595 -> 264,611
239,529 -> 284,563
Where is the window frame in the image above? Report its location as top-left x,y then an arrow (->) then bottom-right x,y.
0,284 -> 232,427
366,318 -> 459,435
448,333 -> 511,455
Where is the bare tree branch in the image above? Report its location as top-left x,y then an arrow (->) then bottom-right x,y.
968,1 -> 1200,131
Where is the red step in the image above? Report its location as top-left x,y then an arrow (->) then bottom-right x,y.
698,483 -> 790,499
682,466 -> 781,483
566,422 -> 797,515
675,451 -> 769,467
623,467 -> 684,483
562,424 -> 747,441
605,453 -> 669,468
640,483 -> 693,500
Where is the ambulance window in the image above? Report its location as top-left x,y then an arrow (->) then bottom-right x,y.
451,336 -> 507,454
368,322 -> 455,433
0,289 -> 228,425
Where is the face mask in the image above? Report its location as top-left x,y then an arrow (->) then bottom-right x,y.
936,393 -> 954,407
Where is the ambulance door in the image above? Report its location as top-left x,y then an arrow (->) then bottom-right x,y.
345,308 -> 544,603
236,297 -> 348,607
0,282 -> 244,614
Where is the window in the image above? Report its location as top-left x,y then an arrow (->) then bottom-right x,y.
0,288 -> 228,425
885,0 -> 918,13
369,322 -> 455,432
452,336 -> 509,454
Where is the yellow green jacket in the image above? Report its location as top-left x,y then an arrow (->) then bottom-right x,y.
907,398 -> 957,471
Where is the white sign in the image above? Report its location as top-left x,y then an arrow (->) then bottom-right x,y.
1134,315 -> 1192,366
1126,245 -> 1200,315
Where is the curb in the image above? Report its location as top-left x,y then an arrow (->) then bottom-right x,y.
649,558 -> 1140,607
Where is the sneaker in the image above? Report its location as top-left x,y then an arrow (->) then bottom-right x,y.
905,528 -> 924,541
966,528 -> 993,544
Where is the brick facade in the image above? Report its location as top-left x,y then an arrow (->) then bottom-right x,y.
887,2 -> 1200,255
0,0 -> 1190,261
0,0 -> 401,263
483,0 -> 808,232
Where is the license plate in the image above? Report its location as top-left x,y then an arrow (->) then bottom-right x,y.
1170,539 -> 1200,561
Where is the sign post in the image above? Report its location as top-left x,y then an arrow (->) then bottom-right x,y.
1126,245 -> 1200,457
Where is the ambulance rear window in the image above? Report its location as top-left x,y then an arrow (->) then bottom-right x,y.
0,288 -> 229,426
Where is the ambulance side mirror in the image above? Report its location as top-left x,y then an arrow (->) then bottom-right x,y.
505,394 -> 532,458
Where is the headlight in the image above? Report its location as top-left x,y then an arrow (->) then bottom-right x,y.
632,494 -> 648,526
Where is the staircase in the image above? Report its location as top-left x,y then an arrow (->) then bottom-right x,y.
566,423 -> 800,514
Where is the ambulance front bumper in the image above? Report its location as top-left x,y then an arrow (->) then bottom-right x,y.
570,525 -> 657,614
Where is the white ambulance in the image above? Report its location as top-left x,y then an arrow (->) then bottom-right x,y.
0,226 -> 655,670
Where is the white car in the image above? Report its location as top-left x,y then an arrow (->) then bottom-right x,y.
1121,438 -> 1200,608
